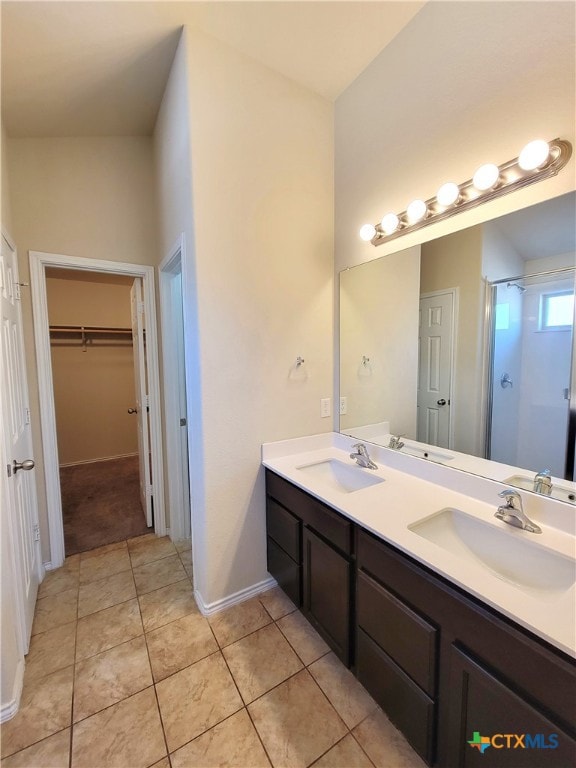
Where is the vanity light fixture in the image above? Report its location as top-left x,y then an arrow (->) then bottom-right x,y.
406,199 -> 427,223
472,162 -> 500,191
381,213 -> 400,235
436,182 -> 460,207
518,139 -> 550,171
359,138 -> 572,247
359,223 -> 377,242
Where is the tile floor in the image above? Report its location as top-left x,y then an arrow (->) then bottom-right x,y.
1,534 -> 426,768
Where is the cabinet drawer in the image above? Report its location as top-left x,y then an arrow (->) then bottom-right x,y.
267,536 -> 301,607
357,628 -> 435,765
266,497 -> 301,563
266,470 -> 351,554
357,571 -> 437,697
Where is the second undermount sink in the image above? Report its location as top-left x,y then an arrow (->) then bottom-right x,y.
296,459 -> 384,494
504,475 -> 576,505
409,508 -> 576,596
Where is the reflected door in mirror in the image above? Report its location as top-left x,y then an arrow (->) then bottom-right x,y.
418,291 -> 454,449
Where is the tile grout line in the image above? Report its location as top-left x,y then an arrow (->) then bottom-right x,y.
12,542 -> 391,768
139,551 -> 172,767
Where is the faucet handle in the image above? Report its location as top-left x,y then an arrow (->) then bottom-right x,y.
498,488 -> 522,508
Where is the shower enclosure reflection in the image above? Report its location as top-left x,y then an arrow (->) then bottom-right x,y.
489,270 -> 574,477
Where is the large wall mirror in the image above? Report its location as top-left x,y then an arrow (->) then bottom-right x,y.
339,191 -> 576,498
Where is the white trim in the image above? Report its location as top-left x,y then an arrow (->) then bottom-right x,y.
0,658 -> 24,723
29,251 -> 166,569
159,235 -> 190,543
195,577 -> 277,617
59,452 -> 138,468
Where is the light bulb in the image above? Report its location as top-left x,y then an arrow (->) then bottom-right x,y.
473,163 -> 500,191
359,223 -> 376,242
518,140 -> 550,171
436,182 -> 460,207
406,199 -> 427,224
380,213 -> 399,235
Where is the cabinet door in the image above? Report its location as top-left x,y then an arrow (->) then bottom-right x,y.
302,527 -> 351,665
445,645 -> 576,767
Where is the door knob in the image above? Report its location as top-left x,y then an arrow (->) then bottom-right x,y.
127,408 -> 138,414
13,459 -> 35,474
437,399 -> 447,406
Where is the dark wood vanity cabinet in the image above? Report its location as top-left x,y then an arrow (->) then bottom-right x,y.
356,527 -> 576,767
265,470 -> 353,665
265,471 -> 576,767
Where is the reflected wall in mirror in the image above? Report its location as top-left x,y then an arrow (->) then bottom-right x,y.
339,191 -> 576,487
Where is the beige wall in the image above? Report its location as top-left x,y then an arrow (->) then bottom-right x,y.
7,137 -> 158,562
335,1 -> 575,274
340,245 -> 420,436
155,30 -> 334,607
1,122 -> 13,233
46,272 -> 137,465
421,227 -> 484,455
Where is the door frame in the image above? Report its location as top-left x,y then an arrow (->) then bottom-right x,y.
418,287 -> 458,449
159,235 -> 190,542
29,250 -> 165,569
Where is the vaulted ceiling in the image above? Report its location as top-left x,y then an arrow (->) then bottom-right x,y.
1,1 -> 425,137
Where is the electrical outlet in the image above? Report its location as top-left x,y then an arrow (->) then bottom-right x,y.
339,397 -> 347,415
320,398 -> 331,418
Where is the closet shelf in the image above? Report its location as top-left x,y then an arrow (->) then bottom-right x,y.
49,325 -> 134,349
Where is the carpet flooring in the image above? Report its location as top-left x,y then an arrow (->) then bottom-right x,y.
61,455 -> 151,556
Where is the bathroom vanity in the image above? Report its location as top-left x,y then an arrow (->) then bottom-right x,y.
263,434 -> 576,767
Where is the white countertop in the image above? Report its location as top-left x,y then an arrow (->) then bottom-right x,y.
262,432 -> 576,658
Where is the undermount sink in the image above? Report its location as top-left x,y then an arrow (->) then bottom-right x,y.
296,459 -> 384,494
409,508 -> 575,595
504,475 -> 576,505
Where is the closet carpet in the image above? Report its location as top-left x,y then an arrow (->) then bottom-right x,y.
61,456 -> 151,556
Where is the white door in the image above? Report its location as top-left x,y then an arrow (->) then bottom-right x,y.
130,278 -> 152,527
417,291 -> 454,448
0,233 -> 40,652
159,248 -> 191,542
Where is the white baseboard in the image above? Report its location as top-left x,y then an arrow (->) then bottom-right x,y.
0,657 -> 24,723
59,452 -> 138,468
195,576 -> 277,617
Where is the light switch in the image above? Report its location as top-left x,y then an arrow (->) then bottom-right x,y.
320,398 -> 331,418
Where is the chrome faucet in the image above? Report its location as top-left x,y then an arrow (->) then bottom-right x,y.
388,434 -> 405,450
533,469 -> 553,496
495,489 -> 541,534
350,443 -> 378,470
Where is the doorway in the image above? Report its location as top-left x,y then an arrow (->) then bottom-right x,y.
29,251 -> 165,570
46,268 -> 150,554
